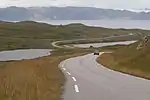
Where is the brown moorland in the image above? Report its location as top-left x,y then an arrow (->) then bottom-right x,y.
0,49 -> 90,100
98,41 -> 150,79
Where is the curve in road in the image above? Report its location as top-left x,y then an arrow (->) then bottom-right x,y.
60,53 -> 150,100
52,34 -> 135,48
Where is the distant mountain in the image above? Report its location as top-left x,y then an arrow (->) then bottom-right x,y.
1,6 -> 150,21
0,6 -> 33,21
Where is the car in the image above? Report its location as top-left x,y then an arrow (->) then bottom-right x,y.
94,52 -> 99,55
94,50 -> 99,55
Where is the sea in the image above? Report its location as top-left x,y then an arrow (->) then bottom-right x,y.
36,20 -> 150,30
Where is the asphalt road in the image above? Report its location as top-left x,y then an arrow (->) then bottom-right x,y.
60,53 -> 150,100
52,34 -> 135,48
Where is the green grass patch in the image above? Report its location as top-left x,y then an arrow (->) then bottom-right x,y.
0,21 -> 148,51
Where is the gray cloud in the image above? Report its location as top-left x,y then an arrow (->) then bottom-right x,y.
1,0 -> 150,9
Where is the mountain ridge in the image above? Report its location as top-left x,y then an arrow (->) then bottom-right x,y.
1,6 -> 150,21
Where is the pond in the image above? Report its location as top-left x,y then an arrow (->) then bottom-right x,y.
0,49 -> 51,61
74,41 -> 136,48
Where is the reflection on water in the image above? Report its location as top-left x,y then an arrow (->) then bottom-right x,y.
0,49 -> 51,61
74,41 -> 136,48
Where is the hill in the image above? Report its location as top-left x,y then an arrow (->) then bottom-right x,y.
0,21 -> 148,51
99,36 -> 150,79
2,6 -> 150,20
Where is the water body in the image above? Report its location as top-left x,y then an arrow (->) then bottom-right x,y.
38,20 -> 150,30
0,49 -> 51,61
74,41 -> 136,48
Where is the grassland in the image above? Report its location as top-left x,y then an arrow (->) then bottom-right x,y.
98,41 -> 150,79
0,21 -> 149,51
0,48 -> 92,100
0,20 -> 150,100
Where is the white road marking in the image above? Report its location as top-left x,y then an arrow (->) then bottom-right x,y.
67,72 -> 71,75
72,77 -> 76,82
61,63 -> 65,67
74,85 -> 79,92
63,68 -> 66,71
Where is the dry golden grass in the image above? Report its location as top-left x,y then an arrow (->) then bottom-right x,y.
98,53 -> 150,80
0,51 -> 88,100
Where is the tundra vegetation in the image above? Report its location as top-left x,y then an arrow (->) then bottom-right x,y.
0,21 -> 149,100
98,37 -> 150,79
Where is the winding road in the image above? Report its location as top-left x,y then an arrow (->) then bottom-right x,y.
52,34 -> 135,48
60,53 -> 150,100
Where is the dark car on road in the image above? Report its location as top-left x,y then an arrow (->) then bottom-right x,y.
94,50 -> 99,55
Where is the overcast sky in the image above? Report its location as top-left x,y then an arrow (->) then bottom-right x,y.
1,0 -> 150,9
